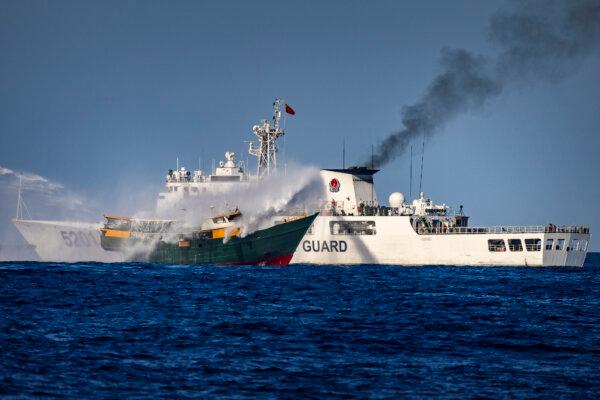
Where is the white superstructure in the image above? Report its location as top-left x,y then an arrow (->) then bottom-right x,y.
156,99 -> 287,213
156,151 -> 253,214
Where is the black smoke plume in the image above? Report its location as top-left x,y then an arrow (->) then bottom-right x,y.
369,0 -> 600,167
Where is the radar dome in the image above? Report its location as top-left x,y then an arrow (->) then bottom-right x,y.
389,192 -> 405,208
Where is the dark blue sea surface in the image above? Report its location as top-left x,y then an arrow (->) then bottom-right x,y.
2,254 -> 600,399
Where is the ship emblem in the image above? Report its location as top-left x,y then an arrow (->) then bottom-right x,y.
329,178 -> 340,192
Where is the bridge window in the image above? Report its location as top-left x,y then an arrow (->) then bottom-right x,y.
582,240 -> 588,252
568,239 -> 576,251
488,239 -> 506,252
525,238 -> 541,251
105,218 -> 131,231
508,239 -> 523,251
555,239 -> 565,251
546,239 -> 554,250
330,220 -> 376,235
211,175 -> 242,182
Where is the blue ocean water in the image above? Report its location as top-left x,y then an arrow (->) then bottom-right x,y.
1,255 -> 600,399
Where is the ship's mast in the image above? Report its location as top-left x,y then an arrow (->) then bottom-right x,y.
248,99 -> 285,178
15,176 -> 31,221
16,176 -> 21,220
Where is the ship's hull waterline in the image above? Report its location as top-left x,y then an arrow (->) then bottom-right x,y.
13,215 -> 589,267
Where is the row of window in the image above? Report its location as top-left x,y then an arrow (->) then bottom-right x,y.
323,221 -> 590,255
545,238 -> 588,252
488,239 -> 541,252
488,238 -> 588,252
330,221 -> 376,235
168,186 -> 208,193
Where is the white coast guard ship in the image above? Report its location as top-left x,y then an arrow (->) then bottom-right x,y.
12,100 -> 591,266
289,167 -> 590,267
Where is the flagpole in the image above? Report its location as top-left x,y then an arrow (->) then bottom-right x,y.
16,176 -> 22,220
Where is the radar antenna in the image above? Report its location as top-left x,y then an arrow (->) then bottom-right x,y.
248,99 -> 285,178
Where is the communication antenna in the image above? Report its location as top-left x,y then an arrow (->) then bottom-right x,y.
371,144 -> 374,169
371,144 -> 374,205
15,176 -> 21,220
409,145 -> 413,199
419,134 -> 425,194
342,138 -> 346,169
15,176 -> 31,220
248,99 -> 285,178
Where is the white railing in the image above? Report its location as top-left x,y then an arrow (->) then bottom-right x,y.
419,225 -> 590,235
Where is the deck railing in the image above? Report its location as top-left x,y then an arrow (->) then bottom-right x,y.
419,225 -> 590,235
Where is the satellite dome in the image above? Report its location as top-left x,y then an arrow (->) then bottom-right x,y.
389,192 -> 405,208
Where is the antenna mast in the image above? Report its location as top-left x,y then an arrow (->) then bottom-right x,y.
15,176 -> 31,220
419,134 -> 425,194
409,145 -> 413,199
16,176 -> 22,220
371,144 -> 374,205
342,138 -> 346,169
248,99 -> 285,178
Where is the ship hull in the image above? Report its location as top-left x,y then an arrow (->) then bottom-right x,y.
12,219 -> 123,263
290,216 -> 590,267
103,213 -> 318,266
12,215 -> 589,267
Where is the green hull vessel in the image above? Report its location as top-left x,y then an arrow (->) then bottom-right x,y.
101,213 -> 317,266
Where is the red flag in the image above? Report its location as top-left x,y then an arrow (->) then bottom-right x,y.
285,103 -> 295,115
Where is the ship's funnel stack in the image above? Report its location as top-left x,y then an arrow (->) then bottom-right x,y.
248,99 -> 285,178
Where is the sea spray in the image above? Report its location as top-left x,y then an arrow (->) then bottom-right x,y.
155,165 -> 324,240
0,165 -> 97,219
1,163 -> 325,260
106,166 -> 323,260
0,165 -> 94,260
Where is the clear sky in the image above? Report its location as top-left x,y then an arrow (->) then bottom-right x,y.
1,0 -> 599,250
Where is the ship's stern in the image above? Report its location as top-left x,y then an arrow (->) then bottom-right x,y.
541,232 -> 590,267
